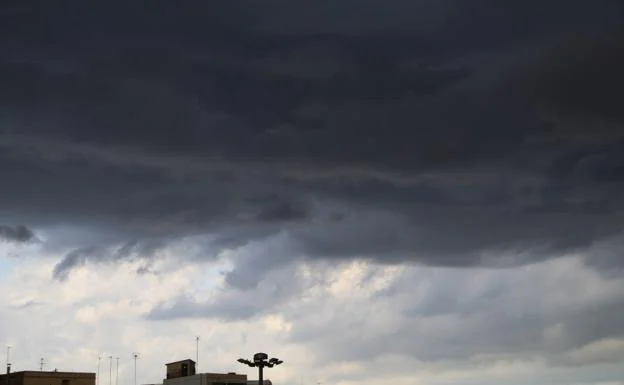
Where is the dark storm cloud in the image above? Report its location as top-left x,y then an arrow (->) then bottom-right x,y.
0,225 -> 36,243
252,195 -> 311,223
2,0 -> 624,279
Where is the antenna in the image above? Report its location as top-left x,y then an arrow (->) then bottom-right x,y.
6,346 -> 12,385
132,353 -> 140,385
195,336 -> 200,372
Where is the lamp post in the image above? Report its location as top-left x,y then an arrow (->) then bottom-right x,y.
132,353 -> 139,385
237,353 -> 283,385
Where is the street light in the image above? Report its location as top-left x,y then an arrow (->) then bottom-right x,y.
237,353 -> 283,385
132,353 -> 139,385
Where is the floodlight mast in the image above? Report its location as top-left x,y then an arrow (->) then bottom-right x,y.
236,353 -> 283,385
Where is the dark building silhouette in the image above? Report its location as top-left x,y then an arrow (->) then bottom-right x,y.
0,371 -> 95,385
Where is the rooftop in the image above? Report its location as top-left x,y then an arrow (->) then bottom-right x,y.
165,359 -> 196,366
0,371 -> 95,378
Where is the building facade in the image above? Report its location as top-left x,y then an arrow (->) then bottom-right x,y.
164,373 -> 247,385
0,371 -> 95,385
163,359 -> 246,385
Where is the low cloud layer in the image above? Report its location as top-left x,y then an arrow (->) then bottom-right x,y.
2,253 -> 624,385
146,255 -> 624,363
6,239 -> 621,383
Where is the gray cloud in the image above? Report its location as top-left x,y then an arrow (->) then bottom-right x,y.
147,261 -> 305,321
291,260 -> 624,366
52,240 -> 165,281
9,299 -> 45,310
0,225 -> 36,243
1,0 -> 624,281
144,255 -> 624,371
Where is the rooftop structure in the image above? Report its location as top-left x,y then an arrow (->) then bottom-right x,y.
165,360 -> 196,379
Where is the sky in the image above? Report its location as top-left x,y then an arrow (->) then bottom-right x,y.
1,0 -> 624,384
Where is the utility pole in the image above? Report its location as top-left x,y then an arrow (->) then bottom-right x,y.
97,356 -> 102,385
115,358 -> 119,385
195,336 -> 200,372
132,353 -> 139,385
40,358 -> 46,371
109,356 -> 113,385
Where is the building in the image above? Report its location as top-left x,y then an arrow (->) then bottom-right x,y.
163,359 -> 246,385
0,371 -> 95,385
165,360 -> 197,380
164,373 -> 247,385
